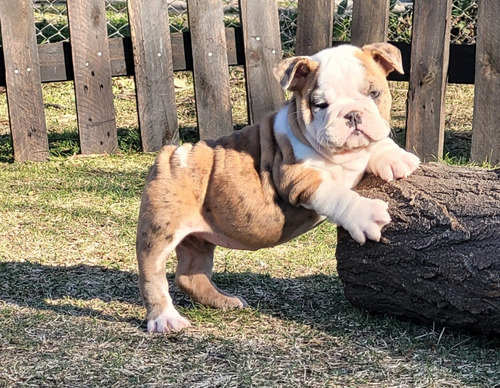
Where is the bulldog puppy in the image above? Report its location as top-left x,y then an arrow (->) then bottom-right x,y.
137,43 -> 420,333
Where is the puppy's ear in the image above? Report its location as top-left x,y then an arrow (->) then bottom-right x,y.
273,56 -> 319,91
362,43 -> 404,75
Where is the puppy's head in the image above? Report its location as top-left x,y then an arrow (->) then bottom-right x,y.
274,43 -> 403,155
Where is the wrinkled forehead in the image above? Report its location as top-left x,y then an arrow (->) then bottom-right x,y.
311,45 -> 374,95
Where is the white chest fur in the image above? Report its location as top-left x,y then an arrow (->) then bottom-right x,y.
273,106 -> 370,190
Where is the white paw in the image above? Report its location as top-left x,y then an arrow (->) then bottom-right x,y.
147,306 -> 191,333
373,150 -> 420,182
343,197 -> 391,244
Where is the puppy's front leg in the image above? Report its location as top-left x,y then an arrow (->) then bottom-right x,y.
306,179 -> 391,244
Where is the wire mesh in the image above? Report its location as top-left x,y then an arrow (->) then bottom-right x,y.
387,0 -> 479,44
105,0 -> 130,39
34,0 -> 69,44
29,1 -> 478,49
451,0 -> 478,44
278,1 -> 297,55
388,1 -> 413,43
33,0 -> 132,44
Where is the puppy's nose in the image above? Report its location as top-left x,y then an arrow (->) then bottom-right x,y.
344,111 -> 362,127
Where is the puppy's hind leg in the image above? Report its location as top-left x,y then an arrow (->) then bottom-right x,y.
175,236 -> 248,309
137,218 -> 191,333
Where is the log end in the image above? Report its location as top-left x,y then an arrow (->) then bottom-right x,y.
336,163 -> 500,335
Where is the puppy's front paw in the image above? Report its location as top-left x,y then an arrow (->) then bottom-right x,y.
147,306 -> 191,333
373,149 -> 420,182
343,197 -> 391,244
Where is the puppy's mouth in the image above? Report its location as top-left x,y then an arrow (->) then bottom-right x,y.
349,127 -> 373,141
344,111 -> 376,142
313,108 -> 389,154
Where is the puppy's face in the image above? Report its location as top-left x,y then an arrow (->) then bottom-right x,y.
275,43 -> 404,155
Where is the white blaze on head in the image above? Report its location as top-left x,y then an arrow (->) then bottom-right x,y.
312,45 -> 367,102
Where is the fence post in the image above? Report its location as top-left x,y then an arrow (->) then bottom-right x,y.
296,0 -> 335,56
471,0 -> 500,166
240,0 -> 284,124
0,0 -> 49,161
128,0 -> 179,151
406,0 -> 452,161
67,0 -> 118,155
187,0 -> 233,139
351,0 -> 390,46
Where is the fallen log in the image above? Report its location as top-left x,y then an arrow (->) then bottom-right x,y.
336,163 -> 500,335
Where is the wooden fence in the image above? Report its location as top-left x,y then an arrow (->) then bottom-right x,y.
0,0 -> 499,164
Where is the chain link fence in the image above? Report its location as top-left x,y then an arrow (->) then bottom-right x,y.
25,0 -> 479,49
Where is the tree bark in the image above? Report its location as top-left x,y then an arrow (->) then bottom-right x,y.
336,163 -> 500,335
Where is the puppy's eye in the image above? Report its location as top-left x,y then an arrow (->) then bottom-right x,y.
313,102 -> 329,109
369,90 -> 380,99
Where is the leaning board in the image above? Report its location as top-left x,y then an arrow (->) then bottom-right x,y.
128,0 -> 179,150
471,0 -> 500,165
187,0 -> 233,139
67,0 -> 118,155
0,0 -> 49,161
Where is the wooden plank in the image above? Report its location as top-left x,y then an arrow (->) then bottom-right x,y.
240,0 -> 284,124
332,41 -> 475,85
405,0 -> 452,161
34,38 -> 138,83
187,0 -> 233,139
38,42 -> 73,84
168,28 -> 245,74
0,0 -> 49,161
471,0 -> 500,166
388,42 -> 476,85
128,0 -> 179,151
67,0 -> 118,155
109,37 -> 135,78
296,0 -> 335,56
351,0 -> 390,46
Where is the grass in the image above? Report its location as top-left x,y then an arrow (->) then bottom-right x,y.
1,75 -> 499,387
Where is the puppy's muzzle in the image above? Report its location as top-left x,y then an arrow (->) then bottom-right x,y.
344,110 -> 363,128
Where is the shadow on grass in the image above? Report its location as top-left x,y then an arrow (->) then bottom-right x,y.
1,260 -> 499,384
0,259 -> 402,338
2,260 -> 500,343
0,260 -> 349,331
0,261 -> 143,325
